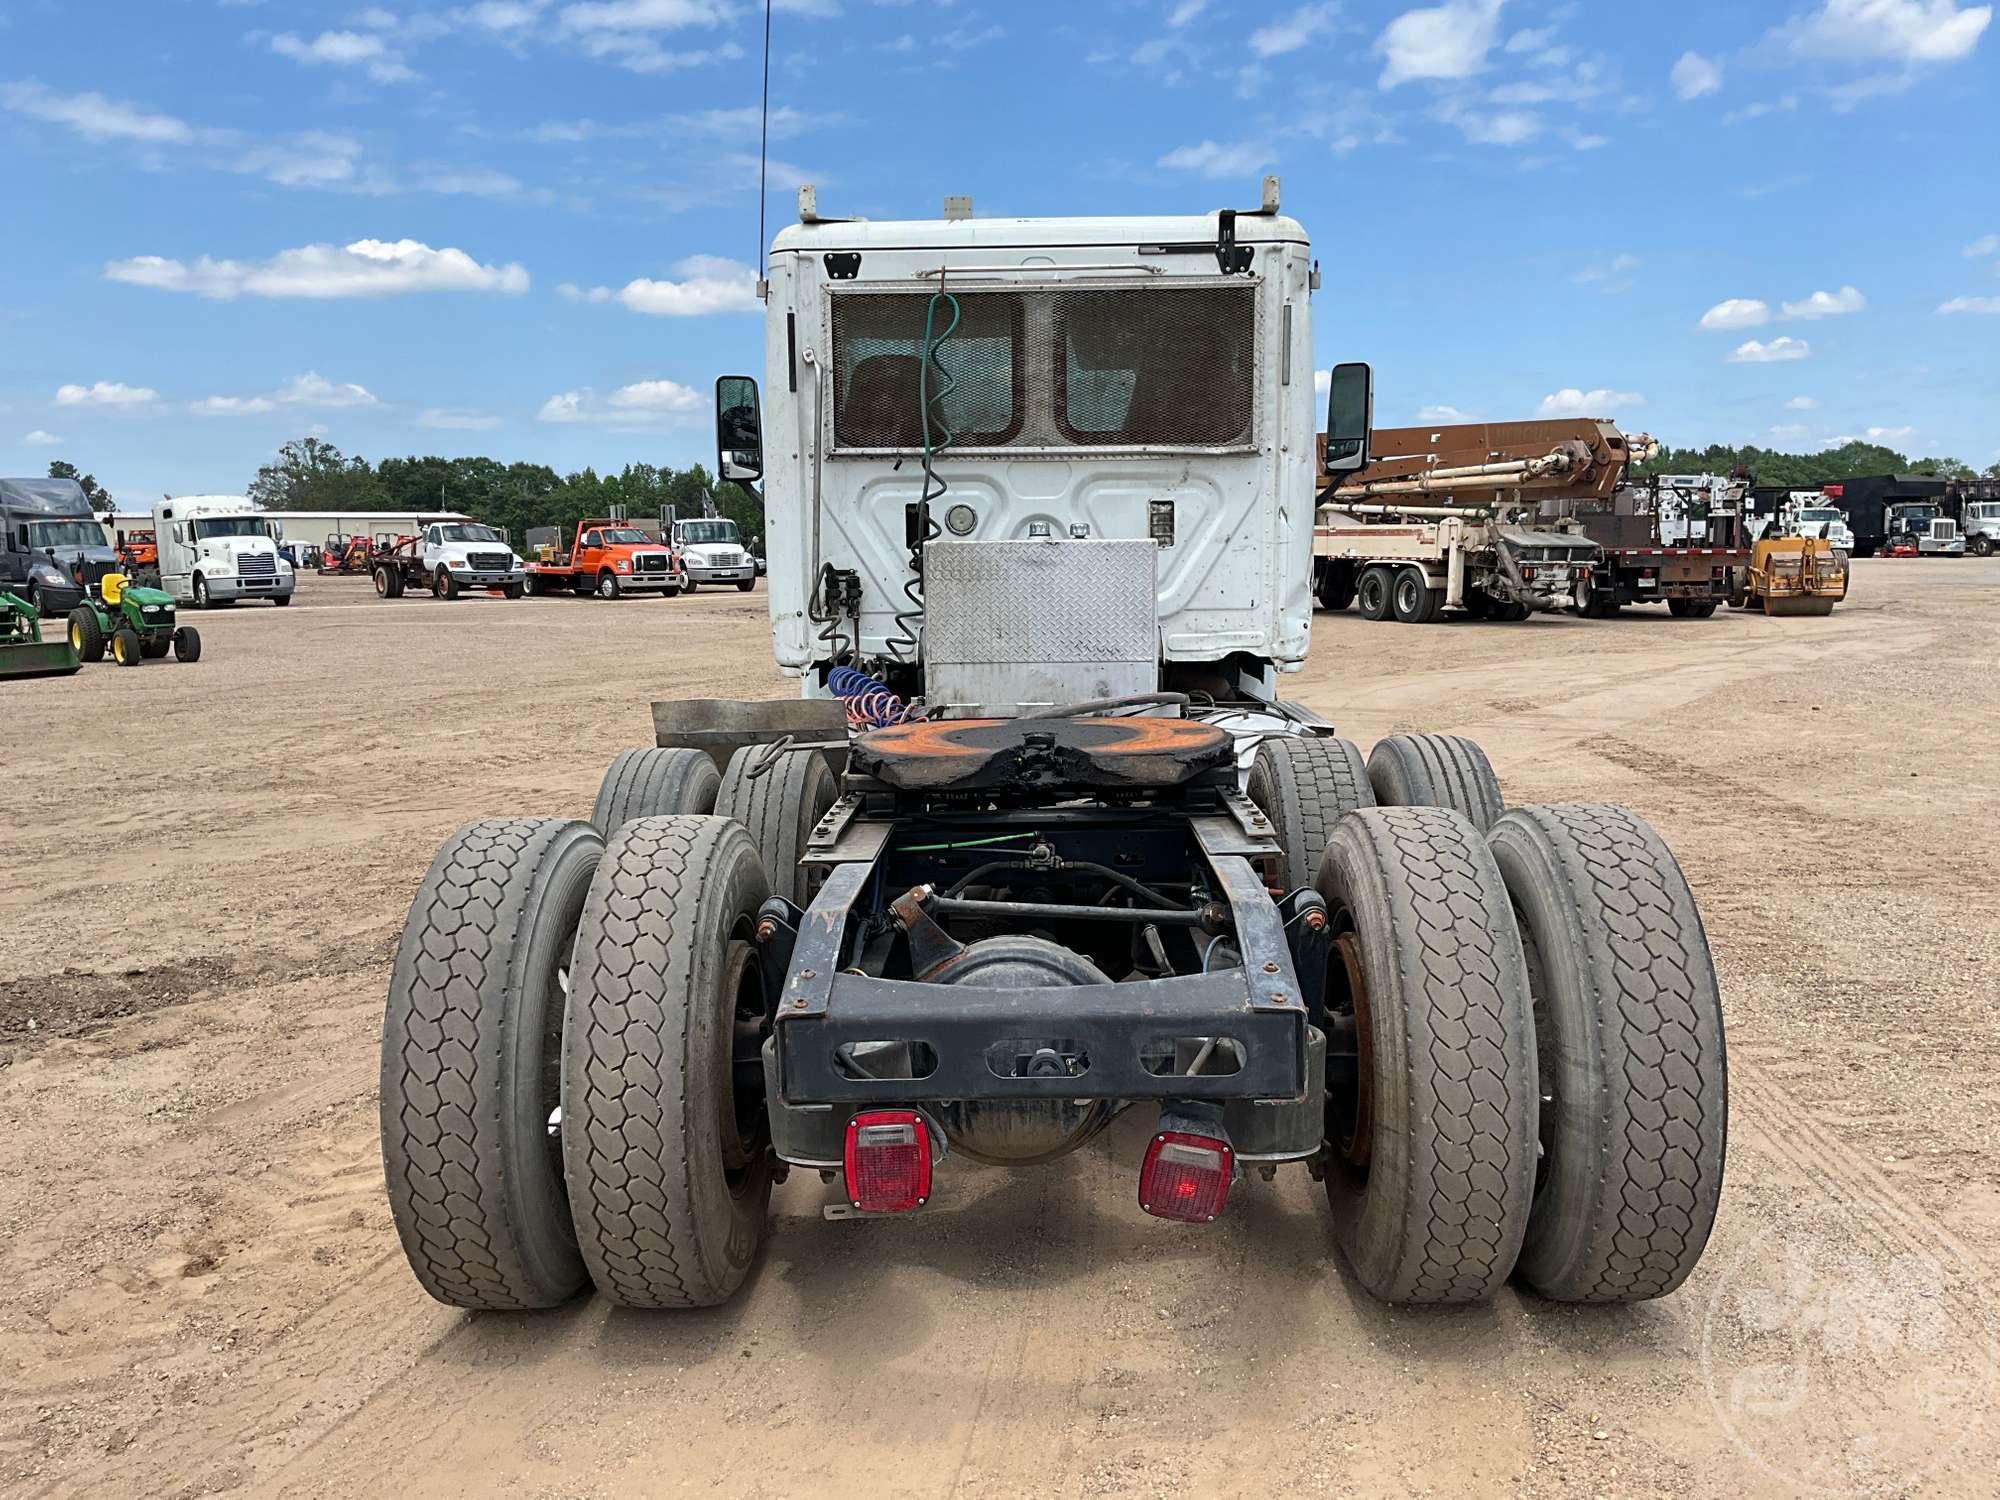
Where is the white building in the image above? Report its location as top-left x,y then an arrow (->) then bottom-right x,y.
102,504 -> 477,557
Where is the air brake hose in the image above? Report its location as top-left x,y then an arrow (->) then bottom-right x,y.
885,290 -> 959,664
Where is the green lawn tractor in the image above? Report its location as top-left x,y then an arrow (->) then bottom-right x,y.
66,572 -> 201,667
1,589 -> 81,678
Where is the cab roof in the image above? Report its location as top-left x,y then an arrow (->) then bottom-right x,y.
772,211 -> 1308,256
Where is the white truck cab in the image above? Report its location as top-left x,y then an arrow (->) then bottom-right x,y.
423,521 -> 526,591
1961,500 -> 2000,557
713,185 -> 1329,710
154,495 -> 295,607
1787,496 -> 1855,555
671,516 -> 757,591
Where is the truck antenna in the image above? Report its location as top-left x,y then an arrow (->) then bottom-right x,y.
757,0 -> 773,273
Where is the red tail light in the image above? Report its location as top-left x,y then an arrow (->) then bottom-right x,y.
843,1110 -> 932,1212
1520,566 -> 1537,580
1139,1130 -> 1234,1223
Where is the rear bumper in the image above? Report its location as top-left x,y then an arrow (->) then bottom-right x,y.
774,970 -> 1310,1107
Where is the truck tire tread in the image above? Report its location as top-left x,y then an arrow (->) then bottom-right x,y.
1318,806 -> 1537,1303
714,744 -> 837,907
592,747 -> 722,835
1368,733 -> 1505,832
380,818 -> 601,1309
1245,736 -> 1375,890
562,816 -> 773,1308
1488,805 -> 1727,1302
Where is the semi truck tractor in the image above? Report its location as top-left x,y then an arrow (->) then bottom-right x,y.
672,514 -> 759,591
0,477 -> 116,617
153,495 -> 296,607
377,182 -> 1728,1316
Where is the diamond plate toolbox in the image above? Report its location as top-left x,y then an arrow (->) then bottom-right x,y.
923,539 -> 1159,711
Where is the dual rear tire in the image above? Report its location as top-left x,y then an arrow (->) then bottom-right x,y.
1262,734 -> 1726,1305
381,814 -> 776,1311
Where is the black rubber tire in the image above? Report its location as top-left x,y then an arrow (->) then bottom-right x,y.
67,607 -> 105,663
504,581 -> 524,600
596,571 -> 620,600
1316,806 -> 1538,1304
1367,733 -> 1505,833
714,742 -> 838,907
1461,588 -> 1494,620
1667,597 -> 1718,619
192,575 -> 210,609
1314,559 -> 1355,612
443,570 -> 463,600
380,818 -> 602,1310
173,626 -> 201,663
736,578 -> 755,592
112,627 -> 143,666
562,816 -> 774,1309
592,747 -> 722,835
1495,601 -> 1531,622
1489,805 -> 1727,1303
1391,568 -> 1442,624
271,591 -> 291,606
141,636 -> 169,659
1356,565 -> 1393,622
1971,536 -> 1993,558
1245,735 -> 1375,891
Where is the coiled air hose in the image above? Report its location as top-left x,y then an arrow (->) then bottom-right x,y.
828,664 -> 914,728
885,289 -> 958,664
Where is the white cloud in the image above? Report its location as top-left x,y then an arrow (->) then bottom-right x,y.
54,381 -> 158,408
1868,425 -> 1918,441
1157,139 -> 1272,178
1938,295 -> 2000,313
271,30 -> 416,84
1377,0 -> 1505,88
0,82 -> 192,142
1573,252 -> 1641,287
1781,285 -> 1866,318
417,408 -> 504,430
1537,388 -> 1644,417
1729,337 -> 1812,362
1769,423 -> 1812,440
1786,395 -> 1820,410
1167,0 -> 1209,26
1504,26 -> 1556,52
1777,0 -> 1991,65
1672,50 -> 1723,99
276,373 -> 378,408
1251,3 -> 1338,57
1700,297 -> 1770,330
104,239 -> 529,300
774,0 -> 842,15
190,373 -> 378,416
1966,233 -> 2000,257
190,395 -> 278,417
1314,369 -> 1332,401
1458,110 -> 1541,145
558,0 -> 727,32
1417,404 -> 1474,422
571,255 -> 759,316
20,430 -> 62,446
456,1 -> 550,30
538,379 -> 704,427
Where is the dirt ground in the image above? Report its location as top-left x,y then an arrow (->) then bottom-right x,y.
2,561 -> 1996,1499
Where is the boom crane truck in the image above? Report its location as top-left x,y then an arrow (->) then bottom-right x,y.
1312,420 -> 1648,622
377,182 -> 1728,1315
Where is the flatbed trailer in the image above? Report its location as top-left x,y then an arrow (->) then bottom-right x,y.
1574,475 -> 1750,618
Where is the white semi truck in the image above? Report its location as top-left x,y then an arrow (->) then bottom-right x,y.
153,495 -> 295,607
377,183 -> 1728,1319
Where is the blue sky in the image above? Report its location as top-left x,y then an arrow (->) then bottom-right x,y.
2,0 -> 1996,502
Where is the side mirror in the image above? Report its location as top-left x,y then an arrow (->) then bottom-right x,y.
1324,361 -> 1372,473
715,375 -> 764,485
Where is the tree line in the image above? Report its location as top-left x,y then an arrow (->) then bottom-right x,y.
1632,440 -> 1999,488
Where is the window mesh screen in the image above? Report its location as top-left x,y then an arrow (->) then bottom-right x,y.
831,283 -> 1256,451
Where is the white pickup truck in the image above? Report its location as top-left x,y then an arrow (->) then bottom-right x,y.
153,495 -> 296,607
671,516 -> 758,591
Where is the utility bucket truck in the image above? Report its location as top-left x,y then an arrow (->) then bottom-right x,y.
379,184 -> 1728,1314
